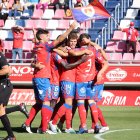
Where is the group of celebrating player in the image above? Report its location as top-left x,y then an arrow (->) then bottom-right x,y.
22,21 -> 109,135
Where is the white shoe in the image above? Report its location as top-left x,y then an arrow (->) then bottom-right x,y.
99,126 -> 109,133
65,128 -> 76,134
45,129 -> 57,134
49,121 -> 58,133
88,128 -> 94,134
22,123 -> 33,133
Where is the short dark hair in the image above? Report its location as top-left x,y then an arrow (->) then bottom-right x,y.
68,32 -> 78,42
79,33 -> 91,42
36,29 -> 49,41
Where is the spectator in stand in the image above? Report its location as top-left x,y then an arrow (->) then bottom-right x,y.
69,0 -> 76,8
0,0 -> 10,22
20,0 -> 35,16
74,0 -> 83,7
82,0 -> 89,6
36,0 -> 51,12
49,0 -> 68,10
8,0 -> 23,19
119,22 -> 139,57
11,25 -> 24,63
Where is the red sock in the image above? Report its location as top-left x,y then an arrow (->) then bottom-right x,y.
65,104 -> 72,129
89,103 -> 98,126
52,104 -> 66,125
98,108 -> 107,127
78,103 -> 87,128
41,105 -> 53,132
25,103 -> 41,126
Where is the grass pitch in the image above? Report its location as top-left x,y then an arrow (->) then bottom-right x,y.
0,106 -> 140,140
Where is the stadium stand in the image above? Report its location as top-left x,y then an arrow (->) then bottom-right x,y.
124,9 -> 139,19
42,9 -> 55,19
31,9 -> 43,19
0,0 -> 138,64
121,53 -> 134,64
133,53 -> 140,64
52,9 -> 66,19
106,52 -> 122,64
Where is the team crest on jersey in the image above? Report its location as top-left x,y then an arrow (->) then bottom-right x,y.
54,92 -> 58,97
65,85 -> 71,95
80,87 -> 86,94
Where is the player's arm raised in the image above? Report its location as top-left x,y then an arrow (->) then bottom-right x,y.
53,21 -> 78,47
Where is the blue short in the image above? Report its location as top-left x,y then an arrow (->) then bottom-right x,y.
76,81 -> 93,100
87,84 -> 104,102
60,81 -> 75,99
33,78 -> 51,102
51,84 -> 60,100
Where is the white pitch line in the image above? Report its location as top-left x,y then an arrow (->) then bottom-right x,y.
94,129 -> 134,140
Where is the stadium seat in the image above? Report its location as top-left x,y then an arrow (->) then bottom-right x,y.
136,42 -> 140,52
3,20 -> 16,29
3,41 -> 13,52
112,31 -> 127,41
35,20 -> 47,29
52,9 -> 65,19
105,41 -> 117,53
0,20 -> 4,28
120,20 -> 131,28
131,0 -> 140,8
57,20 -> 69,30
46,20 -> 59,30
50,30 -> 63,40
132,53 -> 140,64
42,9 -> 54,19
23,41 -> 33,51
116,41 -> 126,52
24,30 -> 34,40
121,53 -> 133,64
0,30 -> 13,40
15,19 -> 25,27
106,53 -> 122,64
31,9 -> 43,19
5,52 -> 12,60
125,9 -> 139,19
25,20 -> 35,29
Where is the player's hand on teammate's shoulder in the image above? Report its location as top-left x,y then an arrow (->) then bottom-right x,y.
80,54 -> 89,62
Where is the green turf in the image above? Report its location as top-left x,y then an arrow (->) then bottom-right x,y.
0,106 -> 140,140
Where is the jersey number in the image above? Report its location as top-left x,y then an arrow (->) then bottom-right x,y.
85,59 -> 92,73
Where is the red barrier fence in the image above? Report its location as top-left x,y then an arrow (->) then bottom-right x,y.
8,89 -> 140,106
9,64 -> 140,85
